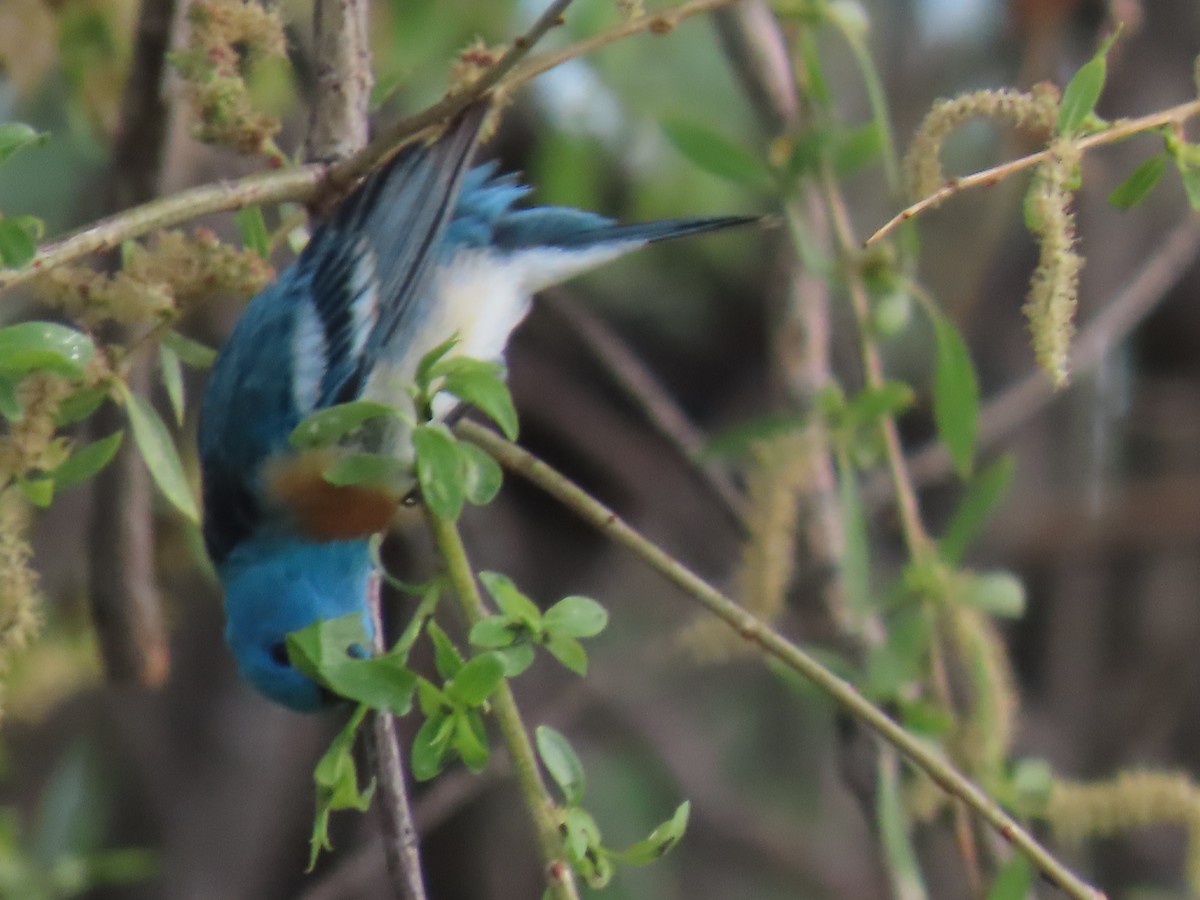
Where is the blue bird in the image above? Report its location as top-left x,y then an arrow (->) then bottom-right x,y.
199,105 -> 756,710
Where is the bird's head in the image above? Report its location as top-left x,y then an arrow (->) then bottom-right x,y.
219,536 -> 374,711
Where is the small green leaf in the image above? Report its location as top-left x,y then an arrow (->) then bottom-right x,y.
542,595 -> 608,639
940,455 -> 1016,564
308,706 -> 372,869
460,440 -> 503,505
846,380 -> 915,429
544,634 -> 588,675
445,652 -> 505,707
54,386 -> 109,426
1107,154 -> 1167,209
288,616 -> 418,713
413,423 -> 464,521
161,330 -> 218,368
1057,54 -> 1107,135
52,431 -> 124,492
416,678 -> 447,717
415,335 -> 461,394
536,725 -> 586,807
426,620 -> 464,680
930,311 -> 980,478
433,357 -> 519,440
701,412 -> 809,460
0,123 -> 48,166
832,121 -> 883,176
411,712 -> 452,781
469,616 -> 521,648
122,386 -> 199,522
987,856 -> 1033,900
159,343 -> 185,426
290,400 -> 397,449
478,571 -> 541,627
0,322 -> 95,377
454,710 -> 490,771
17,476 -> 53,507
877,755 -> 928,897
322,452 -> 405,487
1179,162 -> 1200,210
962,570 -> 1026,618
0,376 -> 20,420
0,219 -> 36,268
494,643 -> 536,676
618,801 -> 691,865
663,120 -> 770,186
235,205 -> 271,258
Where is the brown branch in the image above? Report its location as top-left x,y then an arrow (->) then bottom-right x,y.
86,0 -> 178,688
305,0 -> 373,163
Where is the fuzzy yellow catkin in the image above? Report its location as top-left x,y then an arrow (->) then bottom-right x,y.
0,491 -> 43,696
903,86 -> 1060,201
678,433 -> 809,661
951,605 -> 1019,773
1048,771 -> 1200,892
176,0 -> 288,155
1024,138 -> 1084,387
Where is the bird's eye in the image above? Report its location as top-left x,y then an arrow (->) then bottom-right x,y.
347,642 -> 370,660
269,641 -> 290,667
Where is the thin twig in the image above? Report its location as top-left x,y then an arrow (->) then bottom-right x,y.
455,419 -> 1104,900
865,98 -> 1200,247
424,510 -> 580,900
87,0 -> 177,687
895,214 -> 1200,493
542,293 -> 748,528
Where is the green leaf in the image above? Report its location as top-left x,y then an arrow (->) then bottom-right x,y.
322,452 -> 405,487
0,123 -> 48,166
542,595 -> 608,639
445,652 -> 505,707
415,335 -> 460,394
52,431 -> 124,492
54,386 -> 108,425
701,412 -> 808,460
987,856 -> 1033,900
544,634 -> 588,675
536,726 -> 586,806
308,706 -> 372,869
413,423 -> 464,521
460,440 -> 502,505
1011,757 -> 1054,813
235,205 -> 270,258
469,615 -> 521,648
121,386 -> 199,522
0,322 -> 95,377
288,615 -> 418,714
494,643 -> 536,677
1057,52 -> 1108,135
837,455 -> 871,615
0,376 -> 20,420
411,712 -> 453,781
662,120 -> 771,186
940,455 -> 1015,564
289,400 -> 397,449
161,330 -> 218,368
930,311 -> 980,478
479,571 -> 542,628
876,754 -> 928,898
433,357 -> 519,440
832,121 -> 883,176
426,620 -> 464,680
1107,154 -> 1167,209
453,710 -> 490,771
17,476 -> 53,507
1180,162 -> 1200,210
962,570 -> 1026,618
416,678 -> 447,717
618,801 -> 691,865
158,343 -> 185,426
846,380 -> 914,429
0,219 -> 36,268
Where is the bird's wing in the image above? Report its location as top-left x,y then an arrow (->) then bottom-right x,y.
299,103 -> 488,407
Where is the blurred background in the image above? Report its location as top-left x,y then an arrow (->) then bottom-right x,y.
3,0 -> 1200,897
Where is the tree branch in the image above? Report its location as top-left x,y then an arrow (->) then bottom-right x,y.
455,419 -> 1104,900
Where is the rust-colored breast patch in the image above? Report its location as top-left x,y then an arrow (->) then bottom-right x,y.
264,450 -> 399,541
